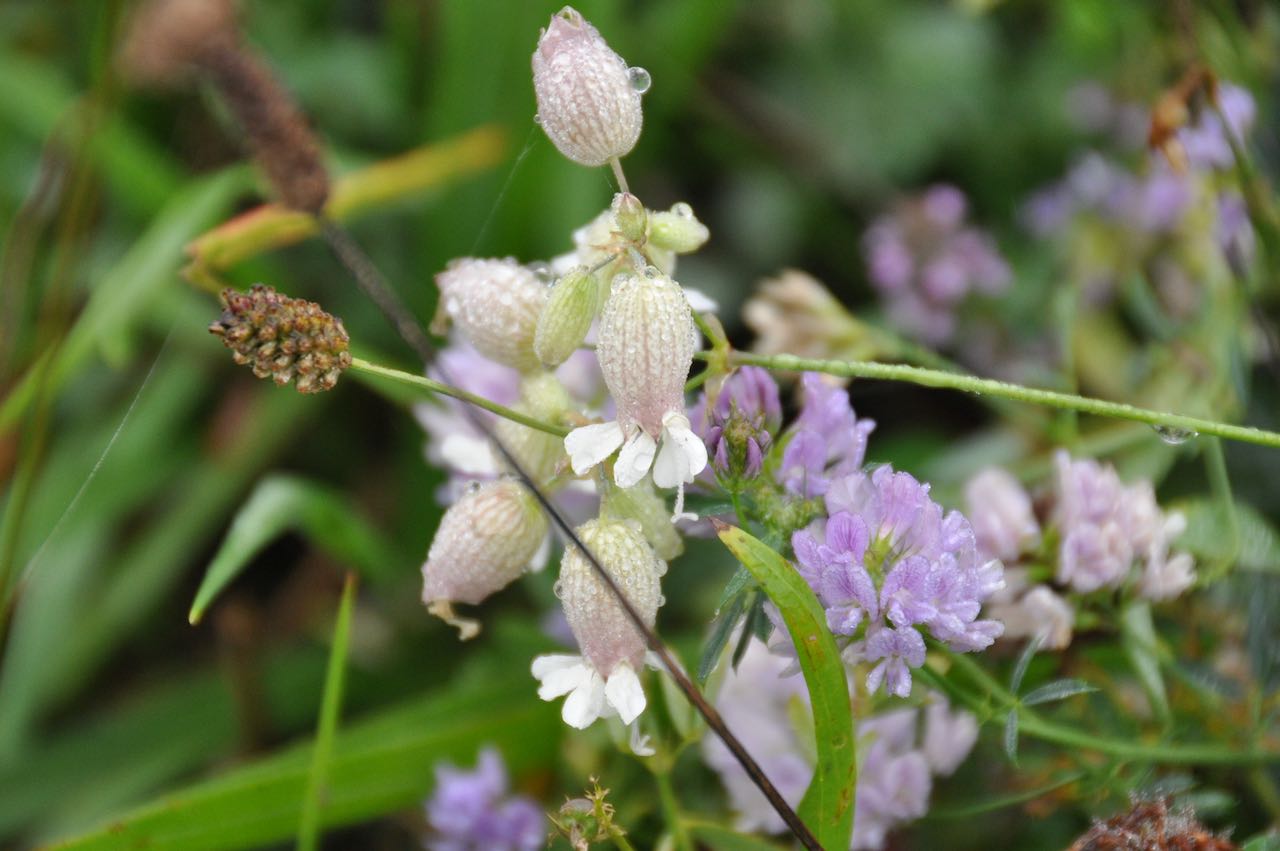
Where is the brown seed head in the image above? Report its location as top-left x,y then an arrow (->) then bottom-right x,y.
118,0 -> 238,85
209,285 -> 352,393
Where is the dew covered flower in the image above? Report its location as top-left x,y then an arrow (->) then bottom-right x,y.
421,479 -> 549,638
564,270 -> 707,501
532,6 -> 642,168
425,747 -> 545,851
792,465 -> 1005,697
703,638 -> 977,849
532,516 -> 665,729
862,185 -> 1011,346
434,258 -> 549,372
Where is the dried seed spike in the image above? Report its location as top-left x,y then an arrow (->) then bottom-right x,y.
209,285 -> 352,393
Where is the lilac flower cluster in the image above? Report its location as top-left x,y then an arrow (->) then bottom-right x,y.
424,747 -> 545,851
793,466 -> 1005,697
695,366 -> 781,480
703,638 -> 978,850
862,184 -> 1011,346
966,453 -> 1196,649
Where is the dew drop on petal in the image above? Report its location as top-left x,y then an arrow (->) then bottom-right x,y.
672,202 -> 693,218
627,66 -> 651,94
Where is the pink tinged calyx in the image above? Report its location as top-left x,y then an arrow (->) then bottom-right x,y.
532,7 -> 645,168
434,257 -> 549,372
421,479 -> 548,638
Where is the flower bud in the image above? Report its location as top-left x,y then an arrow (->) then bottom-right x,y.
209,285 -> 351,393
556,517 -> 665,677
601,479 -> 684,560
612,192 -> 647,244
648,203 -> 709,254
532,7 -> 643,167
422,480 -> 548,638
534,266 -> 599,368
494,372 -> 573,482
434,258 -> 548,372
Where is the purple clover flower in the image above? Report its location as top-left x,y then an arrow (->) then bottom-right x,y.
862,184 -> 1011,346
694,366 -> 782,479
1179,82 -> 1256,171
425,747 -> 545,851
792,465 -> 1004,698
778,374 -> 875,497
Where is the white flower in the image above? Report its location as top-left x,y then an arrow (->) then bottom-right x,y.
564,270 -> 707,505
531,7 -> 643,168
964,467 -> 1040,562
532,517 -> 665,729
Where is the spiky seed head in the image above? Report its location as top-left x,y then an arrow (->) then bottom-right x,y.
209,285 -> 351,393
435,258 -> 549,372
555,517 -> 665,676
422,480 -> 548,610
596,269 -> 696,437
532,7 -> 643,167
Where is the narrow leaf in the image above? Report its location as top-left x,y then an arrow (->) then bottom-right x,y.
686,821 -> 791,850
1009,632 -> 1045,695
189,475 -> 399,624
698,590 -> 747,683
1120,601 -> 1171,722
1003,710 -> 1019,764
717,524 -> 855,851
1177,497 -> 1280,573
1020,678 -> 1098,707
296,574 -> 357,851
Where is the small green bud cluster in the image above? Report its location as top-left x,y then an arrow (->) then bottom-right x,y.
209,285 -> 352,393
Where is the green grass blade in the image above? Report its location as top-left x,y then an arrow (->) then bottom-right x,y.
685,820 -> 790,850
716,524 -> 855,851
296,573 -> 357,851
43,678 -> 560,851
189,475 -> 401,625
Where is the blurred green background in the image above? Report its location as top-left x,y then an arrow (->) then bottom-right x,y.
0,0 -> 1276,848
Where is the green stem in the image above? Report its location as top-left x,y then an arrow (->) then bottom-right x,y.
609,828 -> 638,851
296,573 -> 357,851
926,771 -> 1087,819
717,350 -> 1280,450
654,769 -> 693,851
348,357 -> 569,437
939,650 -> 1280,766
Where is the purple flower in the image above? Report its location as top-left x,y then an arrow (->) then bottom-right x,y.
862,185 -> 1012,346
694,367 -> 781,479
864,624 -> 926,698
826,467 -> 942,564
1180,83 -> 1256,171
778,375 -> 875,497
425,748 -> 545,851
963,468 -> 1040,562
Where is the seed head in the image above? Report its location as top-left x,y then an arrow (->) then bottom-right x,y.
118,0 -> 237,85
209,285 -> 351,393
422,480 -> 549,637
435,258 -> 548,372
532,7 -> 643,167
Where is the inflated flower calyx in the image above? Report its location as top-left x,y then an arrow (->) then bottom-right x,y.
209,285 -> 351,393
531,7 -> 643,167
601,479 -> 684,561
648,202 -> 710,254
434,258 -> 548,372
531,517 -> 666,729
421,479 -> 548,639
493,371 -> 574,483
564,269 -> 707,498
535,266 -> 599,368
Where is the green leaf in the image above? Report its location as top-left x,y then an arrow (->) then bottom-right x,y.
296,574 -> 357,851
1003,710 -> 1019,765
1177,497 -> 1280,573
716,524 -> 854,851
1009,632 -> 1044,695
1242,833 -> 1280,851
45,679 -> 560,851
1120,601 -> 1170,723
189,475 -> 400,624
685,820 -> 790,851
1021,678 -> 1098,707
698,590 -> 747,683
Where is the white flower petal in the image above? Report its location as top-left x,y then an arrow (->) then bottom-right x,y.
562,669 -> 607,729
653,416 -> 708,488
528,533 -> 552,573
629,725 -> 655,757
604,662 -> 647,725
565,421 -> 625,475
614,430 -> 657,488
532,654 -> 590,700
683,287 -> 719,314
438,433 -> 498,476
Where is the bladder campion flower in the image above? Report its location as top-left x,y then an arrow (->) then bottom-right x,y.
433,258 -> 549,372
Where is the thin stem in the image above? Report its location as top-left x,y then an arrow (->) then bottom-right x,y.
609,157 -> 629,194
609,829 -> 638,851
654,769 -> 693,851
926,771 -> 1087,819
348,357 -> 569,437
719,350 -> 1280,450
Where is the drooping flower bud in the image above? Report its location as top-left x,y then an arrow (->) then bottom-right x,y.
422,479 -> 548,638
493,371 -> 574,483
209,285 -> 352,393
434,258 -> 548,372
532,517 -> 665,728
531,7 -> 643,168
648,202 -> 709,254
535,266 -> 599,368
612,192 -> 648,244
564,270 -> 707,498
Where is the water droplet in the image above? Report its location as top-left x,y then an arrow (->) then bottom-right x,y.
1153,424 -> 1198,445
553,579 -> 565,599
627,66 -> 651,94
533,112 -> 541,125
656,594 -> 667,607
643,265 -> 659,279
464,480 -> 483,495
671,202 -> 693,218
